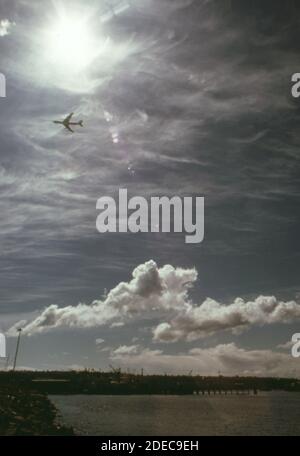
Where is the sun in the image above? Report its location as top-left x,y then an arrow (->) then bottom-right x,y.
29,3 -> 133,93
44,13 -> 99,73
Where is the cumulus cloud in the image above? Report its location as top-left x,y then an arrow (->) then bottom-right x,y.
0,19 -> 15,37
8,261 -> 300,342
8,260 -> 196,336
153,296 -> 300,342
110,343 -> 300,377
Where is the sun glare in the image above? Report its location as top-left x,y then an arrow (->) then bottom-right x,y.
30,3 -> 135,93
45,14 -> 100,73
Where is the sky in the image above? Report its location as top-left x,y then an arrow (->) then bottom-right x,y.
1,0 -> 300,376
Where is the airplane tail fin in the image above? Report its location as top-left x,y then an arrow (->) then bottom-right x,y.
79,120 -> 83,127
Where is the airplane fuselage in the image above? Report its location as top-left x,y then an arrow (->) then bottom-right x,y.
53,121 -> 82,125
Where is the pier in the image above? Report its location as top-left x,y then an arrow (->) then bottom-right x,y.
0,371 -> 299,396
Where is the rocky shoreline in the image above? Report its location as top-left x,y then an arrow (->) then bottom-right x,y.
0,385 -> 74,436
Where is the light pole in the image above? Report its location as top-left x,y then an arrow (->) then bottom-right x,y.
13,328 -> 22,371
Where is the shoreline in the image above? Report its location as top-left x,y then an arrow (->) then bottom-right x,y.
0,385 -> 74,436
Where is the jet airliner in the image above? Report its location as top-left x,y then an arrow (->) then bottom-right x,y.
53,113 -> 83,133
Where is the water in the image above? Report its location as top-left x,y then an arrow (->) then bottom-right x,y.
51,393 -> 300,436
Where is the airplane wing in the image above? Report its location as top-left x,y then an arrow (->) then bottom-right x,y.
63,112 -> 74,124
65,124 -> 74,133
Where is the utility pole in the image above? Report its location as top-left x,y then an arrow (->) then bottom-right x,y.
13,328 -> 22,371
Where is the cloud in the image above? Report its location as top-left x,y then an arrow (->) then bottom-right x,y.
95,338 -> 105,345
113,345 -> 139,356
0,19 -> 15,37
277,339 -> 294,350
7,320 -> 28,337
153,296 -> 300,342
100,346 -> 112,353
110,322 -> 125,328
8,261 -> 300,342
110,343 -> 300,377
9,260 -> 196,336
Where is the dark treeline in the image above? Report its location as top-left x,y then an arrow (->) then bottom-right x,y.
1,370 -> 299,395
